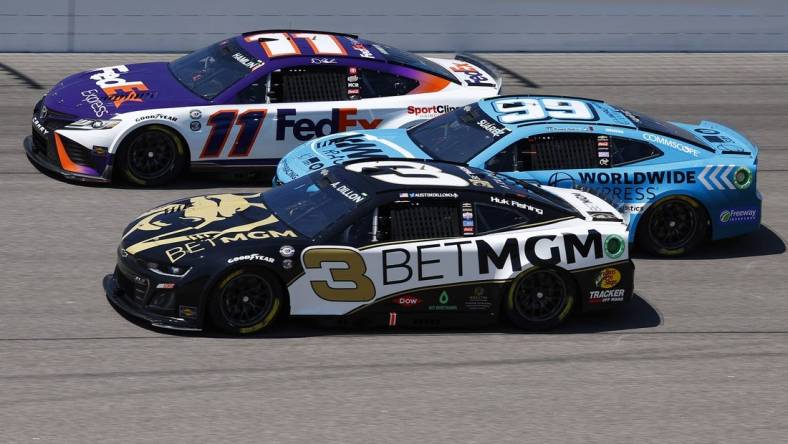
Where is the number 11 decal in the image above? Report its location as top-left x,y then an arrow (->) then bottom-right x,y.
199,109 -> 266,158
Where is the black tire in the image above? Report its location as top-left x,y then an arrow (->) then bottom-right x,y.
505,267 -> 575,331
637,195 -> 708,256
117,125 -> 186,186
208,267 -> 286,335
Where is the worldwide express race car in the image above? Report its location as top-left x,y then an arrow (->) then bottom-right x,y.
105,160 -> 634,334
24,30 -> 500,186
277,96 -> 761,256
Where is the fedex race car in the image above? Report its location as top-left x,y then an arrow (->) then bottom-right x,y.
105,160 -> 634,334
277,96 -> 761,256
24,30 -> 500,186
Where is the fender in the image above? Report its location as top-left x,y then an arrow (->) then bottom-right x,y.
108,114 -> 188,156
628,191 -> 710,243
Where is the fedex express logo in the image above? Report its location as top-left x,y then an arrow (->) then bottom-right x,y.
89,65 -> 149,109
450,62 -> 494,87
276,108 -> 382,141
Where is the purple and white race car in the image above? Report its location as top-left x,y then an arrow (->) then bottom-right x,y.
24,30 -> 500,186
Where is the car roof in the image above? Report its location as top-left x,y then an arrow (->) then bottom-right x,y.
327,159 -> 574,212
237,30 -> 399,64
235,30 -> 458,84
332,159 -> 507,192
477,95 -> 638,130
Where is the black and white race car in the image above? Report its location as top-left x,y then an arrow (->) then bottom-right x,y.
105,160 -> 634,334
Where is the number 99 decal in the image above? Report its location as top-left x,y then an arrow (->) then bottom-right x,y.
492,98 -> 595,124
303,247 -> 376,302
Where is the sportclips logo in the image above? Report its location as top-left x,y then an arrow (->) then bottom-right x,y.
89,65 -> 150,109
407,105 -> 456,116
276,108 -> 382,141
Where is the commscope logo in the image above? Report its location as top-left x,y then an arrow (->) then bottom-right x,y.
642,133 -> 700,157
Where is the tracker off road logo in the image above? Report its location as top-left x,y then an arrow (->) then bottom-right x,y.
89,65 -> 150,109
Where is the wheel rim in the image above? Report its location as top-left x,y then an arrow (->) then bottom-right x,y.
647,199 -> 697,250
126,130 -> 177,180
513,269 -> 568,323
219,273 -> 274,327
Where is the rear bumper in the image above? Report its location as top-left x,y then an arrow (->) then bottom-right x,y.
572,259 -> 636,312
710,191 -> 762,240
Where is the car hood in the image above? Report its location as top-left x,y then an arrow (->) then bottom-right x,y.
277,129 -> 430,183
120,192 -> 300,264
43,62 -> 205,119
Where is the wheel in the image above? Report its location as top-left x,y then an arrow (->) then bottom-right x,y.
505,268 -> 575,331
117,125 -> 186,186
208,267 -> 286,335
637,195 -> 707,256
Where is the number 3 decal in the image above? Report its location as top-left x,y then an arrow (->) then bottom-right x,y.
303,248 -> 376,302
345,161 -> 470,187
493,98 -> 595,124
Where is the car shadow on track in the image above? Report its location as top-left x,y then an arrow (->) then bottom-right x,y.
114,171 -> 277,190
106,288 -> 661,339
633,224 -> 786,261
34,162 -> 276,190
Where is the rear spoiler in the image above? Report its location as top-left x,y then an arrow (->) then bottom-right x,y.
455,52 -> 503,92
697,120 -> 759,158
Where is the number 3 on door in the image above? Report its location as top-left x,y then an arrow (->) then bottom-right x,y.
303,247 -> 376,302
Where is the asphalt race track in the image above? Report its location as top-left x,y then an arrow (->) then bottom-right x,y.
0,53 -> 786,443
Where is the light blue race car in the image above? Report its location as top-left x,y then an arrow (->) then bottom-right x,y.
276,95 -> 761,256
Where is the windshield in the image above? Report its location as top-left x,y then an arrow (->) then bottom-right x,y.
263,172 -> 367,238
371,43 -> 453,81
408,104 -> 510,162
617,107 -> 711,149
169,38 -> 264,100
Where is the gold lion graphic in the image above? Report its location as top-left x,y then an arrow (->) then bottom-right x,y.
124,193 -> 277,255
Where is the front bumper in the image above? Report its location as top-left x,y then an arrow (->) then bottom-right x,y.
105,253 -> 205,331
25,135 -> 111,183
105,271 -> 201,331
25,103 -> 114,183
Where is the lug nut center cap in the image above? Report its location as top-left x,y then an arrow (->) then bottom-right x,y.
242,296 -> 249,303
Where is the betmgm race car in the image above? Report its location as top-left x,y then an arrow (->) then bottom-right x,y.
278,95 -> 761,256
24,30 -> 500,186
106,160 -> 634,334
